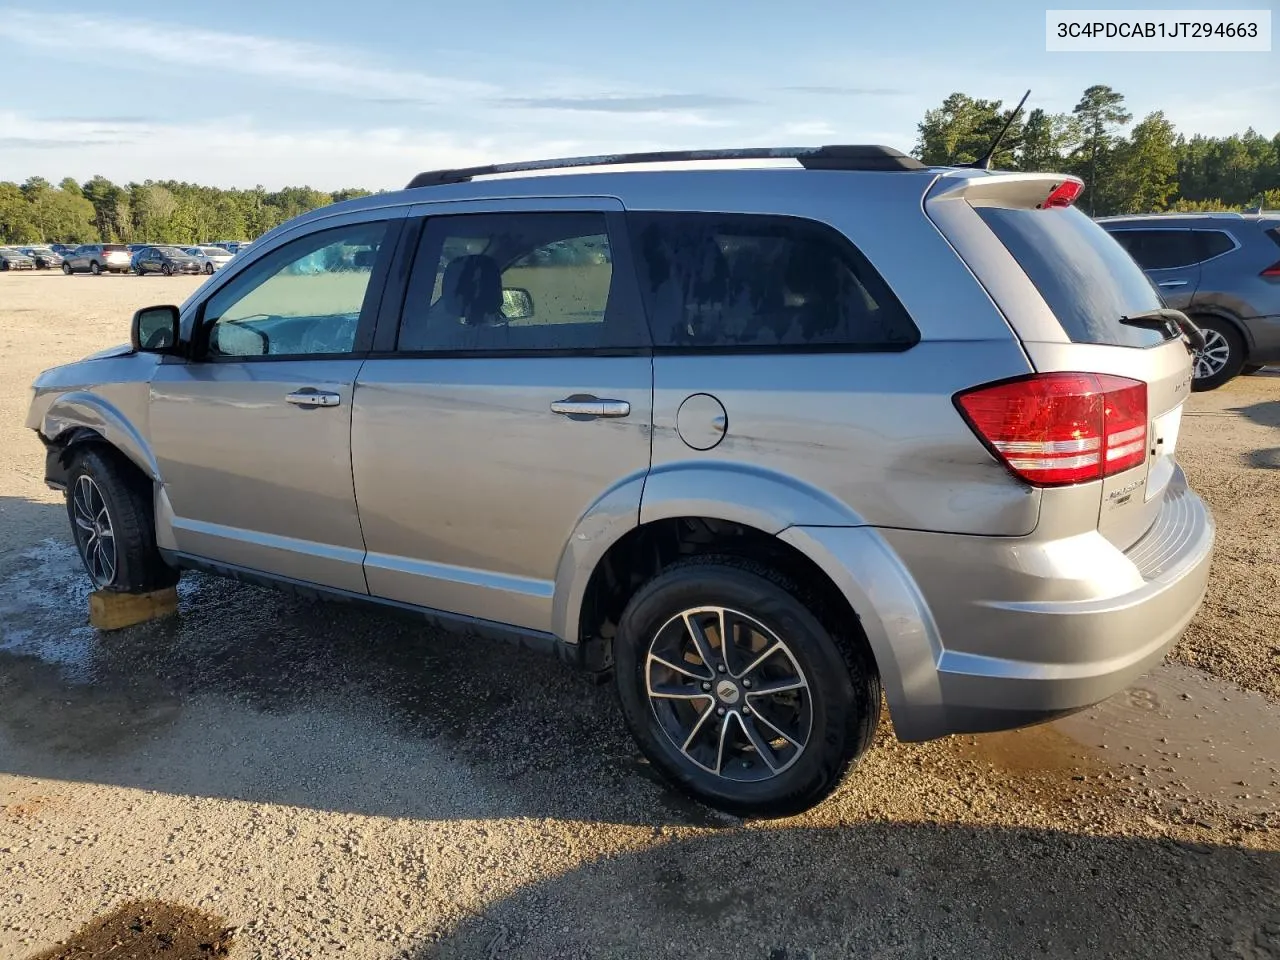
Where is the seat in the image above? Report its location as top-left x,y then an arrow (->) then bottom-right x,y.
436,254 -> 503,327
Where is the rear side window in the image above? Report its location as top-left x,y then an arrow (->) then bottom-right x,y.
1196,230 -> 1236,260
628,212 -> 918,351
396,212 -> 646,353
978,206 -> 1170,348
1108,229 -> 1199,270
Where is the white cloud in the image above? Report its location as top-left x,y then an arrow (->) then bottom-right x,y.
0,12 -> 495,103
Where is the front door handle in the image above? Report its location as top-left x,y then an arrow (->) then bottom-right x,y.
550,396 -> 631,419
1157,279 -> 1189,288
286,389 -> 342,408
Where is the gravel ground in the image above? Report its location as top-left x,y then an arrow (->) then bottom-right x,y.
1,272 -> 1278,960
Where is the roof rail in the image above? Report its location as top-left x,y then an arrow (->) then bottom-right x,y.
405,145 -> 924,188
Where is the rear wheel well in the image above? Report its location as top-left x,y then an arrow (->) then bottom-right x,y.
578,516 -> 873,675
1189,310 -> 1251,355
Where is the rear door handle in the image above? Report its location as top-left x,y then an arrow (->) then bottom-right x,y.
286,389 -> 342,408
551,396 -> 631,418
1157,279 -> 1189,288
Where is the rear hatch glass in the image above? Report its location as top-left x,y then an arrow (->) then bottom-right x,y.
975,205 -> 1176,348
103,244 -> 129,254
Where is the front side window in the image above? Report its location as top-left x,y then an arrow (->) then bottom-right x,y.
396,212 -> 644,352
202,220 -> 388,358
628,212 -> 918,350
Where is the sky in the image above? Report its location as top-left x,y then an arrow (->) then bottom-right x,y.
1,0 -> 1277,191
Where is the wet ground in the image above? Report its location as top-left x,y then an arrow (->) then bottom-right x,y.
1,274 -> 1279,958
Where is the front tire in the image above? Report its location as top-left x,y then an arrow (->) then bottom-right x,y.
1191,316 -> 1245,391
614,556 -> 880,817
204,262 -> 215,275
65,446 -> 178,593
89,261 -> 101,275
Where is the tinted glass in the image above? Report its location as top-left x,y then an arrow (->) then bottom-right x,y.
1108,229 -> 1199,270
979,207 -> 1171,347
628,212 -> 917,350
1197,230 -> 1236,260
203,221 -> 387,358
397,212 -> 645,352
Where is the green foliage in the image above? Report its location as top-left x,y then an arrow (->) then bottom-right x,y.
1112,111 -> 1179,213
915,84 -> 1278,218
0,176 -> 381,244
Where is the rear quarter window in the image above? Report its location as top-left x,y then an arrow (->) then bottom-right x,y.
978,206 -> 1170,348
628,212 -> 918,351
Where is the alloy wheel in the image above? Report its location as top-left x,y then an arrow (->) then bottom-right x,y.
71,475 -> 117,588
646,605 -> 813,782
1194,328 -> 1232,380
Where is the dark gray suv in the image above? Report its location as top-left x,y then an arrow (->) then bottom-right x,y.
1099,213 -> 1280,390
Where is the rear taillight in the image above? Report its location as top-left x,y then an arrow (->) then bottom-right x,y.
955,373 -> 1148,487
1264,229 -> 1280,276
1041,179 -> 1084,209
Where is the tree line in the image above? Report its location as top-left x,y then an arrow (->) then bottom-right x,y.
0,178 -> 372,246
2,83 -> 1277,245
915,84 -> 1279,216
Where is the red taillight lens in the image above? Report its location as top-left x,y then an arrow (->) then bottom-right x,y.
1042,179 -> 1084,208
956,373 -> 1148,487
1261,260 -> 1280,278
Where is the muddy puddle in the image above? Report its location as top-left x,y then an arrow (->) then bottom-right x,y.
24,900 -> 234,959
955,663 -> 1280,817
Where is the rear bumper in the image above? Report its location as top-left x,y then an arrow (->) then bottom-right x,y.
785,466 -> 1214,741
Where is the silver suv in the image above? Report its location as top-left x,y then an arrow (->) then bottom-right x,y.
1099,212 -> 1280,390
27,147 -> 1215,815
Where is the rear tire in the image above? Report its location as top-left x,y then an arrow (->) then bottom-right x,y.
162,264 -> 173,277
1190,316 -> 1245,392
65,446 -> 178,593
204,262 -> 215,275
613,555 -> 880,817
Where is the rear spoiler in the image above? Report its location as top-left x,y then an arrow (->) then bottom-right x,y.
925,171 -> 1086,211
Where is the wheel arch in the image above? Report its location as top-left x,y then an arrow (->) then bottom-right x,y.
1189,306 -> 1255,355
41,391 -> 160,485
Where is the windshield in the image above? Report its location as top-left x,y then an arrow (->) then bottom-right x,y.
975,205 -> 1172,348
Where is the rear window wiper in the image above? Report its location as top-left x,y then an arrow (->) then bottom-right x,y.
1119,308 -> 1206,352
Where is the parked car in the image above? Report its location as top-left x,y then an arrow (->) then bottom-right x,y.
21,246 -> 65,269
26,147 -> 1215,816
133,245 -> 205,276
0,247 -> 37,270
49,243 -> 79,257
62,243 -> 132,275
1099,212 -> 1280,390
184,245 -> 235,274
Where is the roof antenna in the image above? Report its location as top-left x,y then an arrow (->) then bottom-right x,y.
964,89 -> 1031,170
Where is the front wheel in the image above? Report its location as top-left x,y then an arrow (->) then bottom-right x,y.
614,556 -> 880,817
1190,316 -> 1245,391
89,261 -> 101,275
65,446 -> 178,593
204,262 -> 215,275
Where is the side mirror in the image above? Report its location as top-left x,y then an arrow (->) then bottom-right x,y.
131,304 -> 181,353
208,321 -> 269,356
501,287 -> 534,322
